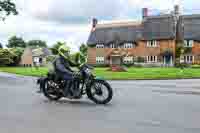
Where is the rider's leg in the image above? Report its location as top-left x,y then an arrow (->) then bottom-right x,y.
73,78 -> 81,97
62,75 -> 73,97
63,74 -> 81,98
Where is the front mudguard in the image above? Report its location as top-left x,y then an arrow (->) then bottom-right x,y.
86,76 -> 111,91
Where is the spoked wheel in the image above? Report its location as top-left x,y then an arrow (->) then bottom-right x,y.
42,79 -> 62,101
87,80 -> 113,104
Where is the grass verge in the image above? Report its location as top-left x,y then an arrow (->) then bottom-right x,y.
1,67 -> 200,80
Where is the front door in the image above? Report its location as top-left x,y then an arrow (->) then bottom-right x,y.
163,55 -> 173,66
111,56 -> 121,65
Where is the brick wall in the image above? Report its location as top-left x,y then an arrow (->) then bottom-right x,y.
192,41 -> 200,64
20,48 -> 33,66
87,47 -> 96,65
87,39 -> 176,65
132,40 -> 175,62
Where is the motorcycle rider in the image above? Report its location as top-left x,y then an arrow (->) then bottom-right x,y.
54,45 -> 81,98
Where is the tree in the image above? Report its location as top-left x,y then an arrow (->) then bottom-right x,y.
0,48 -> 24,66
71,52 -> 86,65
0,0 -> 18,21
0,49 -> 15,65
0,43 -> 3,48
7,36 -> 26,48
51,41 -> 66,55
27,40 -> 47,48
9,47 -> 24,66
79,43 -> 88,56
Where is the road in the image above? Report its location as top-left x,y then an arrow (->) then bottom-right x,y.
0,72 -> 200,133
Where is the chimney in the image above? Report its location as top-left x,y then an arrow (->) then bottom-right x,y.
142,8 -> 148,19
174,5 -> 180,16
92,18 -> 98,28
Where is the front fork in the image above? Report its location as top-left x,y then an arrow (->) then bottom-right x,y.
86,77 -> 104,95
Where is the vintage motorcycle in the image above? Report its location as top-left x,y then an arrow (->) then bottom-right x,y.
37,64 -> 113,104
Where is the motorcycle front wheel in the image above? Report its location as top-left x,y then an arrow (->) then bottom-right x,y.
87,79 -> 113,104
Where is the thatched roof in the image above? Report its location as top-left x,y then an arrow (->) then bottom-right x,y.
87,15 -> 176,45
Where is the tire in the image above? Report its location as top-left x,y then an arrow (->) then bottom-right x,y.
42,79 -> 62,101
87,80 -> 113,104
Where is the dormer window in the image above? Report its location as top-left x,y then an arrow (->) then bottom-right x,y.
147,40 -> 157,47
184,40 -> 193,47
96,44 -> 104,48
124,43 -> 134,48
110,43 -> 116,48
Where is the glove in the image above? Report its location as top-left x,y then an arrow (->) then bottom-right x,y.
72,72 -> 80,78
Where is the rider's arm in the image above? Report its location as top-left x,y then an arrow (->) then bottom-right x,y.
68,59 -> 80,67
55,58 -> 73,75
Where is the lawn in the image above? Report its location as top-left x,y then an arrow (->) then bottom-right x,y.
0,67 -> 48,77
1,67 -> 200,80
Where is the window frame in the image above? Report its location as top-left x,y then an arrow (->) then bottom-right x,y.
184,40 -> 193,48
123,56 -> 133,64
184,55 -> 194,63
96,44 -> 104,48
110,43 -> 116,48
124,43 -> 134,49
147,40 -> 157,47
146,56 -> 158,63
96,56 -> 105,64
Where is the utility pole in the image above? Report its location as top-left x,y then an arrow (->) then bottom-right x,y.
173,4 -> 185,66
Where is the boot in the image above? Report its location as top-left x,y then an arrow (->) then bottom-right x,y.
73,81 -> 82,99
64,81 -> 74,99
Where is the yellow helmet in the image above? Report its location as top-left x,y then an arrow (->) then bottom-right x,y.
58,45 -> 70,59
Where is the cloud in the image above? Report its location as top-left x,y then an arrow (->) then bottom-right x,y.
0,0 -> 92,52
21,0 -> 123,24
0,13 -> 90,52
0,0 -> 198,52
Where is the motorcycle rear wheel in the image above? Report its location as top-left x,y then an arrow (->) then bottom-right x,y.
42,79 -> 63,101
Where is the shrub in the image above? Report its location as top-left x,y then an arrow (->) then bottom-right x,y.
9,48 -> 24,66
191,64 -> 200,68
175,63 -> 190,68
133,64 -> 143,68
92,64 -> 110,67
136,56 -> 145,63
184,47 -> 192,54
123,63 -> 134,67
0,49 -> 16,66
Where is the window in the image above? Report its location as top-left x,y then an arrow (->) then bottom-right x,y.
39,58 -> 42,63
124,43 -> 134,48
123,56 -> 133,64
96,44 -> 104,48
96,56 -> 104,63
147,40 -> 157,47
184,40 -> 193,47
184,55 -> 193,63
147,56 -> 157,63
110,43 -> 116,48
33,57 -> 39,63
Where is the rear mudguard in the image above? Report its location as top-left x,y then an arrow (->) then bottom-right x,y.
95,76 -> 105,80
37,77 -> 47,91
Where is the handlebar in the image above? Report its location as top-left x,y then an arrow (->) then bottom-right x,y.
79,63 -> 94,70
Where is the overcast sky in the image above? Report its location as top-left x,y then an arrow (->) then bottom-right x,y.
0,0 -> 199,51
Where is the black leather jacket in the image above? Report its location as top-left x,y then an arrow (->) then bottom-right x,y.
54,56 -> 79,76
